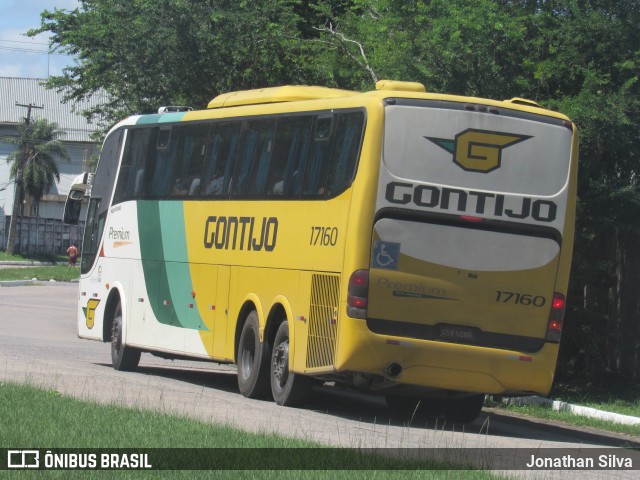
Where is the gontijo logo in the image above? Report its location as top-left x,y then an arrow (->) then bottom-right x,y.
83,299 -> 101,329
426,129 -> 532,173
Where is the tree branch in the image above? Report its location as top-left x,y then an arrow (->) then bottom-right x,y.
313,22 -> 378,84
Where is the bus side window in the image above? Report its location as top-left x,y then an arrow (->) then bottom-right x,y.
302,115 -> 334,198
267,115 -> 312,198
233,119 -> 276,197
150,126 -> 179,197
113,127 -> 153,204
170,124 -> 208,197
326,112 -> 365,197
202,122 -> 240,198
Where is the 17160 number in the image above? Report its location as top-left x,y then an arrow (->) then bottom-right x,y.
495,291 -> 546,307
310,226 -> 338,246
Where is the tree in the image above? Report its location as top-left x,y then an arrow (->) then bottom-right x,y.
28,0 -> 338,129
5,118 -> 69,254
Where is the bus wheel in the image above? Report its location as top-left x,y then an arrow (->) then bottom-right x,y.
111,301 -> 141,371
237,311 -> 271,399
385,395 -> 426,420
441,394 -> 485,424
270,321 -> 314,406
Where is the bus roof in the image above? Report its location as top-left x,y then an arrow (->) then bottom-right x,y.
207,85 -> 356,109
106,80 -> 570,135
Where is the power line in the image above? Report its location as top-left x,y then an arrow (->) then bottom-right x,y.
0,45 -> 73,56
0,38 -> 51,46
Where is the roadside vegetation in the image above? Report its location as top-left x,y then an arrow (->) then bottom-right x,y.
0,382 -> 495,479
0,251 -> 65,263
0,265 -> 79,282
487,382 -> 640,438
0,252 -> 78,282
489,402 -> 640,438
551,381 -> 640,418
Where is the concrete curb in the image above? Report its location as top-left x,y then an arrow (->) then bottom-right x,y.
501,395 -> 640,426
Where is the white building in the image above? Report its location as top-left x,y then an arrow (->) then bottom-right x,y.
0,77 -> 105,253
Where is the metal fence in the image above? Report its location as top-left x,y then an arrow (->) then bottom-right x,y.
1,216 -> 85,255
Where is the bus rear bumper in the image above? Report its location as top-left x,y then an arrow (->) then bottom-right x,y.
334,320 -> 559,396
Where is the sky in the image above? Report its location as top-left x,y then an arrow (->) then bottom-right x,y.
0,0 -> 80,78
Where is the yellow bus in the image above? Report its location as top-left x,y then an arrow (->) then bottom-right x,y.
64,80 -> 578,422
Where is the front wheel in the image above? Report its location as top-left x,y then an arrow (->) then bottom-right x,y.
270,321 -> 315,406
111,301 -> 141,371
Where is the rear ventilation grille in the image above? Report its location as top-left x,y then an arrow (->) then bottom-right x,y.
306,274 -> 340,369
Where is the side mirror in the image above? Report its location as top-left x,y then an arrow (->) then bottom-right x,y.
63,193 -> 83,225
63,172 -> 91,225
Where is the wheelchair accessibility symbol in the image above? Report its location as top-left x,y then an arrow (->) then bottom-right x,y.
372,241 -> 401,270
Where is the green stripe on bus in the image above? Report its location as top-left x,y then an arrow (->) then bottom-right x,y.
136,112 -> 186,125
137,201 -> 207,331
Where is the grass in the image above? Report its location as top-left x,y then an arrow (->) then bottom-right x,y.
495,403 -> 640,437
0,382 -> 496,479
487,398 -> 640,438
551,381 -> 640,417
0,251 -> 78,282
0,251 -> 66,263
0,265 -> 79,282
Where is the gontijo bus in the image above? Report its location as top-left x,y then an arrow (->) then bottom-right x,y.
64,80 -> 578,422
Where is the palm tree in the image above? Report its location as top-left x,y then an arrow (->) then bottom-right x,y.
5,118 -> 69,254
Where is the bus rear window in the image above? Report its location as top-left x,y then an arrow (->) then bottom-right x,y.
383,104 -> 572,197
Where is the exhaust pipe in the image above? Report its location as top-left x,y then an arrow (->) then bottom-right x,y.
385,362 -> 403,378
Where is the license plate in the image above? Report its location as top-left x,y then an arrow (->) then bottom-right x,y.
437,324 -> 477,343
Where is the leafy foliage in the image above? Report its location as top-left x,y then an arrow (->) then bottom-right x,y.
29,0 -> 338,128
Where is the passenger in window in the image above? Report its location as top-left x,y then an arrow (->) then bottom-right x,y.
272,178 -> 284,195
172,178 -> 188,195
188,177 -> 201,195
205,168 -> 224,195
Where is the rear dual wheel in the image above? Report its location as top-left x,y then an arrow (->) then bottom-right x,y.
270,321 -> 315,406
237,315 -> 314,405
237,311 -> 271,398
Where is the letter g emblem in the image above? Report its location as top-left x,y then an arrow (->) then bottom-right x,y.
427,129 -> 532,173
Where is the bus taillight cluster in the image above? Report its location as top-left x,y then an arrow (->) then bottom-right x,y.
545,292 -> 566,342
347,270 -> 369,319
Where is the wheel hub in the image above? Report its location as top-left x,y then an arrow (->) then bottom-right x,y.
272,341 -> 289,388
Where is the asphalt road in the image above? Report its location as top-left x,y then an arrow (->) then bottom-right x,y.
1,283 -> 639,478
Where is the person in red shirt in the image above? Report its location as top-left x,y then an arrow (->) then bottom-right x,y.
66,243 -> 79,268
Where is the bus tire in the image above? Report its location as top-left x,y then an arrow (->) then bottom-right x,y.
385,395 -> 426,420
270,321 -> 314,406
441,394 -> 485,424
111,301 -> 141,371
237,311 -> 271,399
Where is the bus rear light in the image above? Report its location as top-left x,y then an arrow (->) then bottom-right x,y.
548,320 -> 561,331
460,215 -> 484,223
347,270 -> 369,319
552,295 -> 565,310
546,292 -> 566,342
348,296 -> 368,309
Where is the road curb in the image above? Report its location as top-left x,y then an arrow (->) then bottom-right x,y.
502,395 -> 640,426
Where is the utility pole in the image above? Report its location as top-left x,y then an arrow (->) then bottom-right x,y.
6,102 -> 44,254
